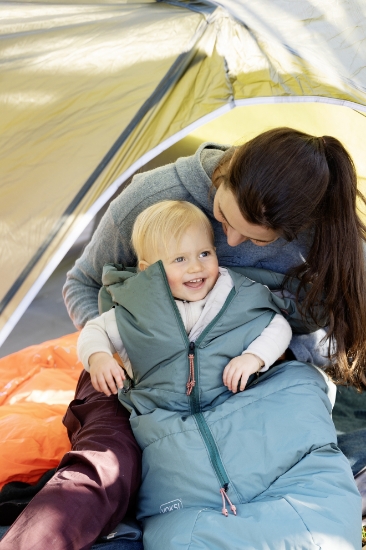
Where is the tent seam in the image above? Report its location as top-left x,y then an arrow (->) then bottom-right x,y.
0,12 -> 213,322
1,95 -> 365,346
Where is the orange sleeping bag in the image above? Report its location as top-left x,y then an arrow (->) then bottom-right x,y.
0,333 -> 82,490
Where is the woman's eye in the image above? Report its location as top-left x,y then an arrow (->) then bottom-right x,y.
174,257 -> 184,263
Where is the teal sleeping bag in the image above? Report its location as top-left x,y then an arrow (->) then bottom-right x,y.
100,262 -> 361,550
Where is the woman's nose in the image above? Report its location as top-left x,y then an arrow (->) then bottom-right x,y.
226,227 -> 247,247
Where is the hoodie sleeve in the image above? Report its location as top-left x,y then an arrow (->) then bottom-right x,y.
63,208 -> 131,329
77,308 -> 132,378
242,314 -> 292,371
62,161 -> 199,329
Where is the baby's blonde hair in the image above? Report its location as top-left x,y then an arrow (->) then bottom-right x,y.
132,200 -> 214,263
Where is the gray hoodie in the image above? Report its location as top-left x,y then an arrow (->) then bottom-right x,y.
63,142 -> 311,331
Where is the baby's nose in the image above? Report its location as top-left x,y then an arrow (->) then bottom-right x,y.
189,259 -> 202,271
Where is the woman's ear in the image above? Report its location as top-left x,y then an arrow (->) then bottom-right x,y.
139,260 -> 150,272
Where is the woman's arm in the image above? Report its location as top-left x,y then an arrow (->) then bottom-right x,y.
62,162 -> 195,329
63,208 -> 135,330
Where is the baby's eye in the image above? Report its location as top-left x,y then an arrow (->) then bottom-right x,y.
199,251 -> 210,258
174,256 -> 185,263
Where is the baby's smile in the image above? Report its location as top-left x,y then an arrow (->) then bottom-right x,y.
184,278 -> 205,289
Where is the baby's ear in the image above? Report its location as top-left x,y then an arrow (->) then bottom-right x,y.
138,260 -> 150,272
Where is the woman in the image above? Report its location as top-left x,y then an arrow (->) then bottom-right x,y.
2,127 -> 365,550
213,130 -> 366,388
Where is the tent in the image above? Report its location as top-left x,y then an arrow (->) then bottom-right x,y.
1,2 -> 366,545
1,0 -> 366,346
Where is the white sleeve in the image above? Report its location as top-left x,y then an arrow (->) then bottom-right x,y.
77,309 -> 132,377
242,314 -> 292,372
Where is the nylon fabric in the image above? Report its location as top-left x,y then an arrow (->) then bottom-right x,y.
2,0 -> 366,342
98,261 -> 361,549
0,333 -> 81,490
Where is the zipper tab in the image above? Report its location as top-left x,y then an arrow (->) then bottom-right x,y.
186,341 -> 196,396
220,487 -> 237,516
121,374 -> 134,394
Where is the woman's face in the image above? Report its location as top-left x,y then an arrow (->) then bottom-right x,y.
213,185 -> 279,247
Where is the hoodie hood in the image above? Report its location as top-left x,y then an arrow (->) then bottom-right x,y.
175,142 -> 229,213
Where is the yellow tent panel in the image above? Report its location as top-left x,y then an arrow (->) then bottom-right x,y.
1,0 -> 366,344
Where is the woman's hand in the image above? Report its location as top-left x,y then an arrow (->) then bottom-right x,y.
223,353 -> 264,393
89,352 -> 126,396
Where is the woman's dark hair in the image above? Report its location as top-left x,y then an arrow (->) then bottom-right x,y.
223,127 -> 366,390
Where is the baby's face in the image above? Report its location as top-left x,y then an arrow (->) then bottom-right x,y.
148,224 -> 219,302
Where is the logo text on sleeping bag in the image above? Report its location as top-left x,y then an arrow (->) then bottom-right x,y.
160,499 -> 183,513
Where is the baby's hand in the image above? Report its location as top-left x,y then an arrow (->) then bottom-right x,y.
89,352 -> 126,396
223,354 -> 264,393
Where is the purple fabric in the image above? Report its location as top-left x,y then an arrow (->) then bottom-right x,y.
0,371 -> 142,550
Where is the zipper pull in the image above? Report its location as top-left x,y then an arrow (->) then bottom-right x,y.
121,375 -> 134,394
186,341 -> 196,396
220,487 -> 237,516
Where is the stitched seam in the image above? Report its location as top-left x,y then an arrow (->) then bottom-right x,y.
141,426 -> 202,449
208,379 -> 328,425
249,443 -> 336,503
187,509 -> 205,550
281,497 -> 321,549
157,260 -> 189,347
194,287 -> 236,346
140,380 -> 328,448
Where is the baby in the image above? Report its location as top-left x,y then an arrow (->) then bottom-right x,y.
78,200 -> 292,396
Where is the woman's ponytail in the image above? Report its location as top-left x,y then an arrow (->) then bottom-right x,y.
299,136 -> 366,389
227,127 -> 366,390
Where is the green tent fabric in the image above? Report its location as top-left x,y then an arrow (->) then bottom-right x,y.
1,0 -> 366,344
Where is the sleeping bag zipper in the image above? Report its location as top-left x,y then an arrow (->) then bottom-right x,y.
185,340 -> 236,516
158,261 -> 237,516
186,342 -> 195,396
